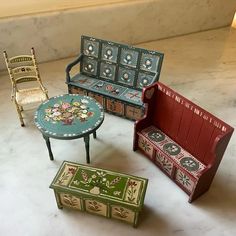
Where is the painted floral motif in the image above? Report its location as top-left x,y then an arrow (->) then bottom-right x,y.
79,170 -> 121,195
61,194 -> 80,208
56,166 -> 76,186
163,143 -> 181,156
113,207 -> 129,219
180,157 -> 199,172
126,180 -> 138,202
177,172 -> 191,187
148,130 -> 165,142
175,169 -> 195,192
87,200 -> 102,212
105,84 -> 120,95
140,138 -> 151,152
142,126 -> 206,177
156,152 -> 173,175
44,99 -> 94,125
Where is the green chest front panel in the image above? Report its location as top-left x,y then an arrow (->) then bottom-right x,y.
35,94 -> 104,139
50,161 -> 148,211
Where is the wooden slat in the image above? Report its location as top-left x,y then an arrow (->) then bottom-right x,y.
194,119 -> 215,163
185,110 -> 204,155
175,105 -> 194,150
167,96 -> 184,141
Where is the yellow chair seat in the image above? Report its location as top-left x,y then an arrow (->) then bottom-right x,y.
16,87 -> 48,105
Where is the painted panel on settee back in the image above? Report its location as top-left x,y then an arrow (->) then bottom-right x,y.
151,84 -> 226,166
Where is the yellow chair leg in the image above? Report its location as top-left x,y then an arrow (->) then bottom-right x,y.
14,102 -> 25,127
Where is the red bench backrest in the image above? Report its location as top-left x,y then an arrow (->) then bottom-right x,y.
151,82 -> 231,165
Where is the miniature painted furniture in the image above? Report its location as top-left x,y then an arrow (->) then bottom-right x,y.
133,82 -> 234,202
35,94 -> 104,163
3,48 -> 49,127
50,161 -> 148,227
66,35 -> 164,120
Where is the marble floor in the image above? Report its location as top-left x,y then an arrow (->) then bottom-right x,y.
0,26 -> 236,236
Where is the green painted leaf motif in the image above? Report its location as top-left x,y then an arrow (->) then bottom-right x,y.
81,170 -> 89,183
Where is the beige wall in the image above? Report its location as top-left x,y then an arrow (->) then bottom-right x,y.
1,0 -> 236,71
0,0 -> 129,18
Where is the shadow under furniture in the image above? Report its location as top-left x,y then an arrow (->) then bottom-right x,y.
66,35 -> 164,120
3,48 -> 49,126
35,94 -> 104,163
133,82 -> 234,202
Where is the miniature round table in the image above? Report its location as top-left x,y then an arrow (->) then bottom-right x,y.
35,94 -> 104,163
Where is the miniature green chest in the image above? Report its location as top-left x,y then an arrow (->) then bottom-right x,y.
50,161 -> 148,227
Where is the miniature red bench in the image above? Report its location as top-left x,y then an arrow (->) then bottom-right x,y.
133,82 -> 234,202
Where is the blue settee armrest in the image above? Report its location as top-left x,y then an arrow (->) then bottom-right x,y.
65,54 -> 83,83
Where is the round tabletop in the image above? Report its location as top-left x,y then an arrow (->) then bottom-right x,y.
35,94 -> 104,139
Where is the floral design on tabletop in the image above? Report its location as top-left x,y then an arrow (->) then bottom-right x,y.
44,99 -> 94,125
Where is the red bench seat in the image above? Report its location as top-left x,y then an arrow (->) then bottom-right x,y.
138,126 -> 206,193
133,82 -> 234,202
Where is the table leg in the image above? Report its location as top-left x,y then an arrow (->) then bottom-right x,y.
43,135 -> 54,161
93,131 -> 97,139
84,135 -> 90,164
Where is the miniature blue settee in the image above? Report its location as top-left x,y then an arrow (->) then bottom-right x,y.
66,36 -> 164,120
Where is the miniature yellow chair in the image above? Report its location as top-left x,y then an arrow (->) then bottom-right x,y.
3,48 -> 49,126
